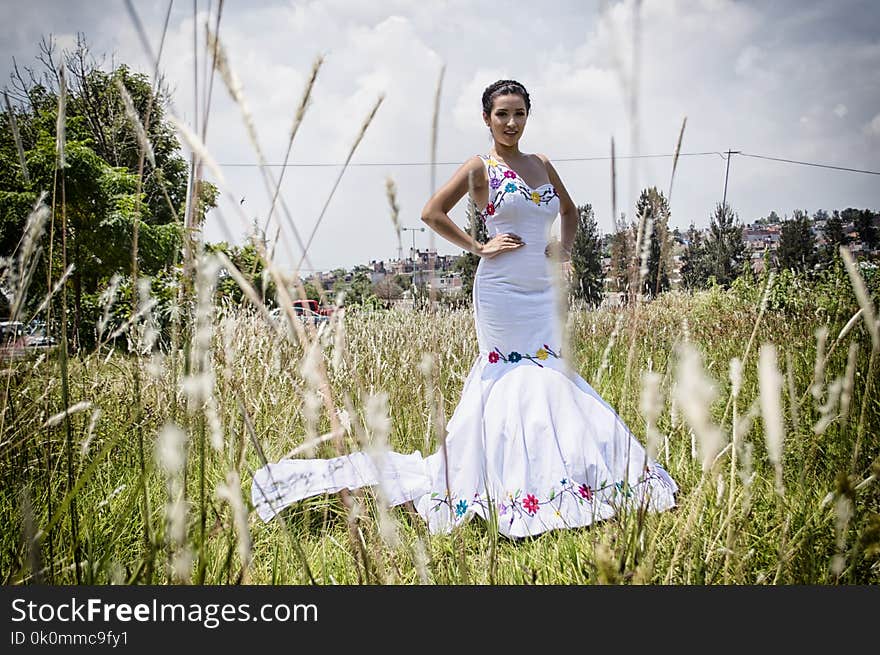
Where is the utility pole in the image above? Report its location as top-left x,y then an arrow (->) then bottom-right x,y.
722,149 -> 741,209
401,226 -> 425,285
401,226 -> 425,259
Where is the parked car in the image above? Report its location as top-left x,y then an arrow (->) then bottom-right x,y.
1,320 -> 58,359
291,298 -> 336,317
25,320 -> 57,347
269,306 -> 330,328
0,321 -> 27,347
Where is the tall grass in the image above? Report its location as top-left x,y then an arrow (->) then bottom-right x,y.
2,283 -> 879,584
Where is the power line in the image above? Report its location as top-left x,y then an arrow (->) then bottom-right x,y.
216,150 -> 880,176
738,152 -> 880,176
217,151 -> 726,167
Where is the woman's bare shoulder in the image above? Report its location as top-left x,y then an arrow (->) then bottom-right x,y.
533,152 -> 559,176
459,154 -> 488,187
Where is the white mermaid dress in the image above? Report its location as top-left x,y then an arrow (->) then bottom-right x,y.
251,154 -> 678,538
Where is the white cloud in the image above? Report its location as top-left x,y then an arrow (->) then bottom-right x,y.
864,113 -> 880,137
735,46 -> 764,77
833,103 -> 848,118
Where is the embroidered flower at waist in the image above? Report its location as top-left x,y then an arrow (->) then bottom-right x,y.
487,344 -> 561,367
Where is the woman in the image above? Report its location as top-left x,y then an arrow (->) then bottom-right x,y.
252,80 -> 677,538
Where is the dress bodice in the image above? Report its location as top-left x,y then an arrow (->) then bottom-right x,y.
473,154 -> 561,293
475,154 -> 560,241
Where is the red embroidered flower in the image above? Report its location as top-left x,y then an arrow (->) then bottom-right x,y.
578,484 -> 593,501
488,351 -> 499,363
522,494 -> 539,515
503,170 -> 517,179
486,202 -> 495,216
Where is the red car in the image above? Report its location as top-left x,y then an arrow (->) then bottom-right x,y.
292,299 -> 335,317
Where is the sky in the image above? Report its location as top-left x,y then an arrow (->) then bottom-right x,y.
2,0 -> 879,274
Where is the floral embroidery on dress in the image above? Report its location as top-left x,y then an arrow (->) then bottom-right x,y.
578,483 -> 593,501
428,467 -> 663,530
488,344 -> 560,367
477,154 -> 558,221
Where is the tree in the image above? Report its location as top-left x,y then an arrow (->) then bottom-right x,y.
608,213 -> 635,302
821,210 -> 849,262
454,198 -> 487,302
344,266 -> 377,307
635,187 -> 672,298
568,203 -> 603,305
373,275 -> 403,306
0,35 -> 216,348
777,210 -> 817,273
210,241 -> 276,306
845,208 -> 878,252
703,202 -> 747,287
680,224 -> 711,290
823,210 -> 848,246
302,281 -> 321,302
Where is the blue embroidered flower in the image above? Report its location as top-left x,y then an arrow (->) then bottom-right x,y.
454,499 -> 468,518
508,351 -> 522,363
560,478 -> 568,486
505,182 -> 517,193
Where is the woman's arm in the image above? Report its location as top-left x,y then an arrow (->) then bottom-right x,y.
421,156 -> 524,258
537,153 -> 578,261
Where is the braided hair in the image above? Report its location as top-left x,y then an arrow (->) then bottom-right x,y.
481,79 -> 531,116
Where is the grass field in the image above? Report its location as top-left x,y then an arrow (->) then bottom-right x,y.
3,269 -> 878,585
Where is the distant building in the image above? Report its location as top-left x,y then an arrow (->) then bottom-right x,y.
368,260 -> 387,284
427,271 -> 463,293
742,223 -> 781,252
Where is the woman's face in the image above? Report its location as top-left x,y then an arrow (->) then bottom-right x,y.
483,92 -> 528,148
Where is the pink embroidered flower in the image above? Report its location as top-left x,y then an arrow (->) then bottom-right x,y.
578,484 -> 593,501
488,351 -> 499,363
486,202 -> 495,216
503,170 -> 517,179
522,494 -> 539,515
